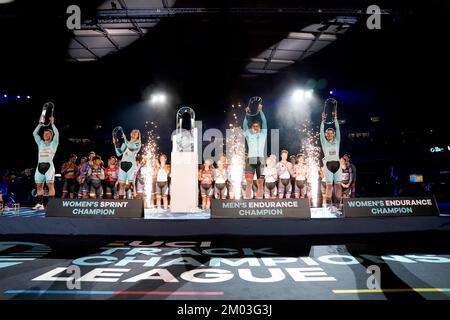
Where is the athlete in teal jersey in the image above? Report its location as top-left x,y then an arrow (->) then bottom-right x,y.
243,111 -> 267,159
32,117 -> 59,209
114,129 -> 141,199
320,111 -> 343,211
320,119 -> 340,164
243,103 -> 267,178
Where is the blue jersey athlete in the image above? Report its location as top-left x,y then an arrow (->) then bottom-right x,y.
114,129 -> 142,199
320,111 -> 342,212
243,103 -> 267,179
32,116 -> 59,209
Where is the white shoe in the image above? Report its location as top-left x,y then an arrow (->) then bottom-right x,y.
32,203 -> 41,210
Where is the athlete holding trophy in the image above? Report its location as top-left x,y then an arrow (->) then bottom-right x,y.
113,126 -> 142,199
243,97 -> 267,199
320,98 -> 342,213
32,102 -> 58,210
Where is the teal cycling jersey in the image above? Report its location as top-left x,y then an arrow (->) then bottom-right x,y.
320,120 -> 340,162
33,123 -> 59,163
243,111 -> 267,158
116,139 -> 141,164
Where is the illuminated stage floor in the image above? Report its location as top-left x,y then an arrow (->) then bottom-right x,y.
0,232 -> 449,300
1,206 -> 450,301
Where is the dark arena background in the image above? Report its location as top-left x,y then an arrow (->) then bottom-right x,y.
1,0 -> 449,317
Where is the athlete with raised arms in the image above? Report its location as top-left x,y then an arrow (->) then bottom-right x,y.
243,103 -> 267,181
114,129 -> 142,199
320,111 -> 342,212
32,116 -> 59,210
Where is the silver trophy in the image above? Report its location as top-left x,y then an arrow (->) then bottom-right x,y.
175,106 -> 196,152
246,96 -> 262,116
112,126 -> 124,148
39,102 -> 55,127
323,98 -> 338,125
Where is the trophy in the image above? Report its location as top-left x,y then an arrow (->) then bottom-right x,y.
39,102 -> 55,126
112,126 -> 124,148
246,96 -> 262,116
171,106 -> 199,212
175,106 -> 196,152
322,98 -> 338,124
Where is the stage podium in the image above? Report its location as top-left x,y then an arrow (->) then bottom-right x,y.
170,107 -> 199,212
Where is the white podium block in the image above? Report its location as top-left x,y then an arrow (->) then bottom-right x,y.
170,128 -> 199,212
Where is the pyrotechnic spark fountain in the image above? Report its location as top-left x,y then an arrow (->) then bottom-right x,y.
226,104 -> 245,200
142,121 -> 160,208
299,121 -> 321,207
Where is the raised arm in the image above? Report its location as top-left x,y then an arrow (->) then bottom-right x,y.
319,120 -> 326,147
115,141 -> 126,157
243,115 -> 250,137
334,115 -> 340,143
33,123 -> 43,145
51,123 -> 59,145
260,111 -> 267,131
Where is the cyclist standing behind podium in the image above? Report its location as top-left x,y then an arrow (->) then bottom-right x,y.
61,154 -> 78,199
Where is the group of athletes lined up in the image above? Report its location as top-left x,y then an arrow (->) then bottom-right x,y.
237,104 -> 357,212
59,152 -> 171,208
31,102 -> 355,211
32,117 -> 169,210
196,151 -> 355,210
